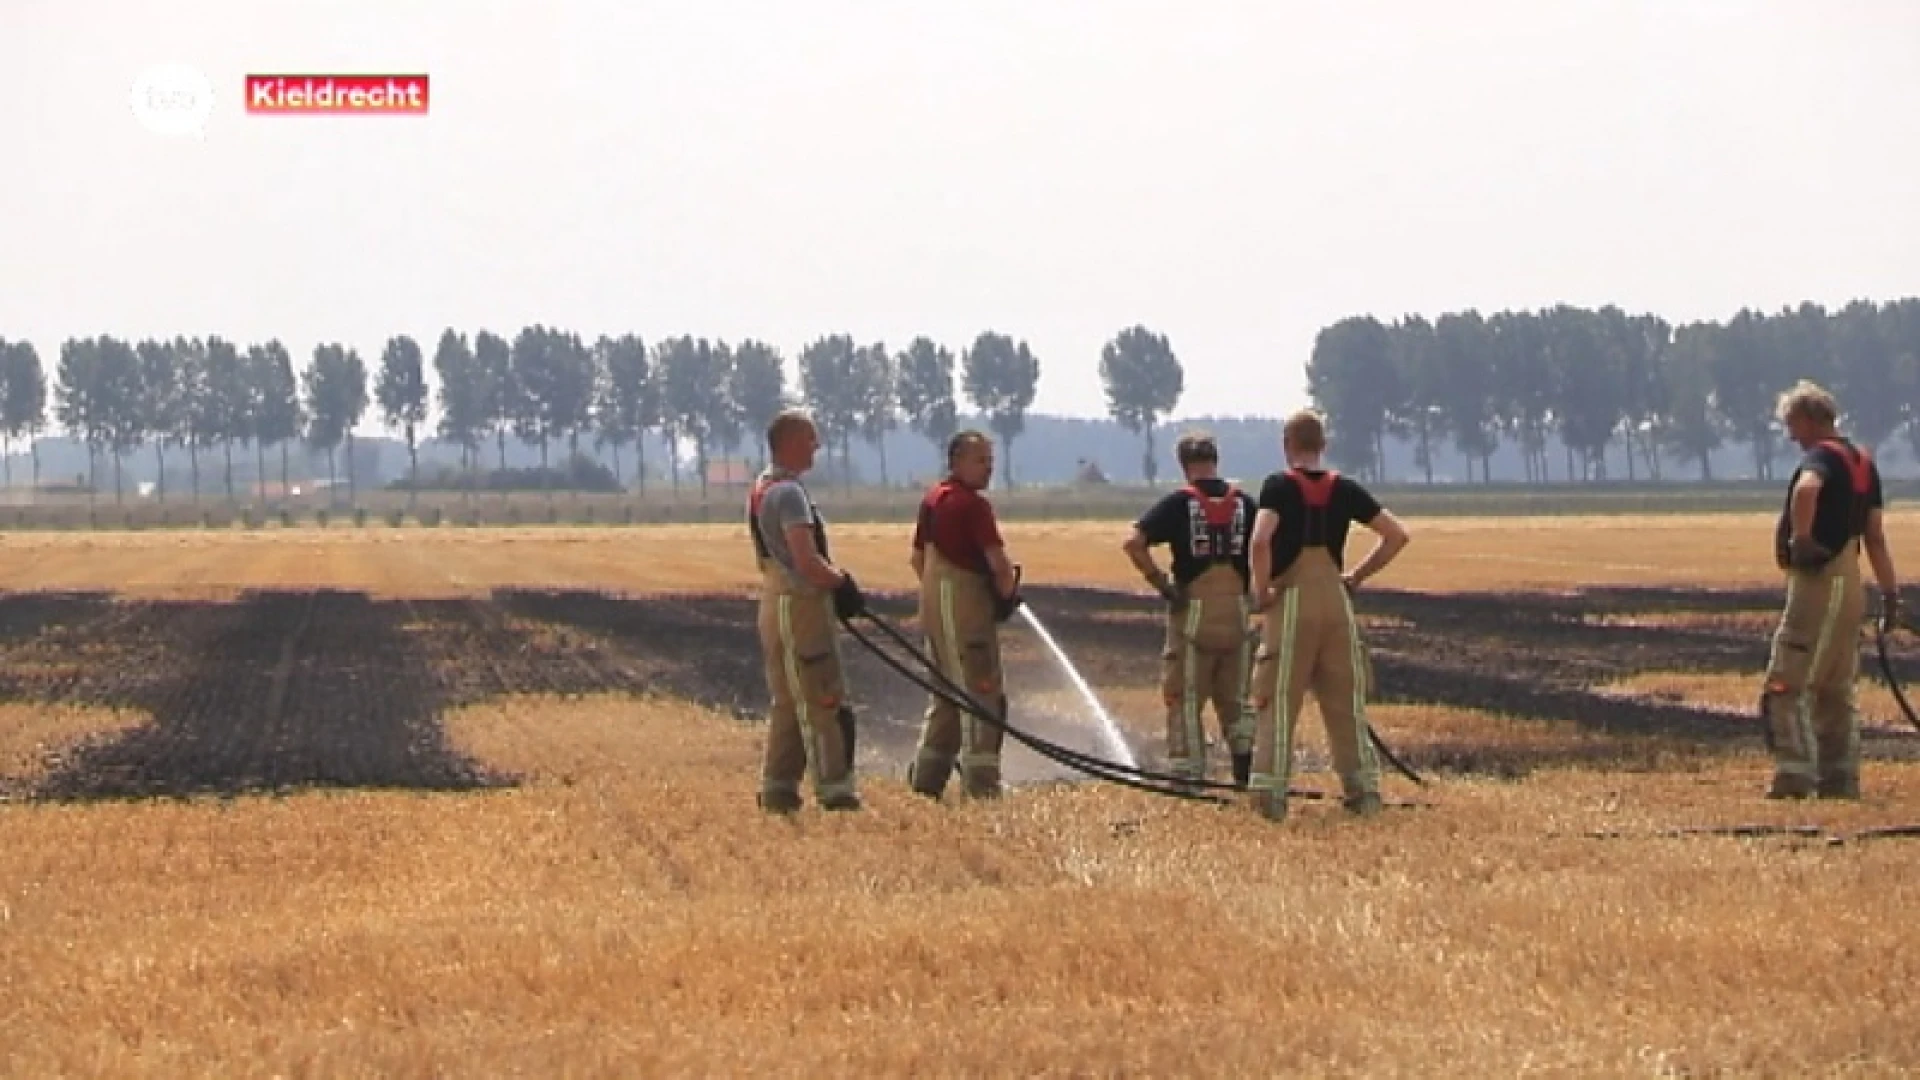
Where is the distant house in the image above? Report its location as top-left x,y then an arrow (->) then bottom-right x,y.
704,459 -> 755,488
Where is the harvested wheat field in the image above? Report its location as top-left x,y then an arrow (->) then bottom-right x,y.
4,513 -> 1920,1075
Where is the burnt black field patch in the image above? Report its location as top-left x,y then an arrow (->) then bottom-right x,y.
0,581 -> 1912,802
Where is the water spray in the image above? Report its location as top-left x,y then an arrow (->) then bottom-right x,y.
838,605 -> 1239,802
1016,604 -> 1139,770
833,581 -> 1426,801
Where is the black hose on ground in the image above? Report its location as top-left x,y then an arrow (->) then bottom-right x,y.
839,601 -> 1429,802
839,610 -> 1232,803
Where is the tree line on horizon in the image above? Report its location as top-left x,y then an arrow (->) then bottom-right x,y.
8,297 -> 1910,505
0,325 -> 1195,502
1306,297 -> 1920,484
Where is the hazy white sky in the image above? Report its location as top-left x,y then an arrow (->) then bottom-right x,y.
3,0 -> 1917,427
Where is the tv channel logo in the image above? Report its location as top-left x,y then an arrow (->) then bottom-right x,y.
129,64 -> 216,138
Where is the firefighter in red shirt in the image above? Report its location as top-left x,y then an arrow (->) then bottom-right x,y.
907,430 -> 1025,800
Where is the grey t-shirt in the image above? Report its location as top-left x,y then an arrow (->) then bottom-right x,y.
755,476 -> 821,587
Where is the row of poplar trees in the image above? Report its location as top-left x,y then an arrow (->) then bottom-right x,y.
0,325 -> 1194,500
1306,298 -> 1920,484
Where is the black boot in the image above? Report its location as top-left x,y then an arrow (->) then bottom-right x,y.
819,791 -> 864,812
1767,772 -> 1815,800
757,789 -> 802,814
909,758 -> 952,800
1231,751 -> 1252,790
1817,772 -> 1860,800
963,764 -> 1004,800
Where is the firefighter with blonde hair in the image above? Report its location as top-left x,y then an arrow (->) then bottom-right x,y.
1762,380 -> 1901,800
1123,430 -> 1260,788
1247,409 -> 1410,820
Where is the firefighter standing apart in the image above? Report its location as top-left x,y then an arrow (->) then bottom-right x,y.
1247,410 -> 1410,820
908,430 -> 1025,801
1123,432 -> 1261,789
1763,380 -> 1901,800
748,410 -> 870,814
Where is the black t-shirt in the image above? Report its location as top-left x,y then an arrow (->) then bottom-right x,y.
1257,468 -> 1382,578
1135,476 -> 1258,586
1775,438 -> 1884,562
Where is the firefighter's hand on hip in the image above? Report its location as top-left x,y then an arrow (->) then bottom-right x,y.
1146,568 -> 1185,611
1787,534 -> 1832,570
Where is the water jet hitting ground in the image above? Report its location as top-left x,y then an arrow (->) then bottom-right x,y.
1018,603 -> 1139,770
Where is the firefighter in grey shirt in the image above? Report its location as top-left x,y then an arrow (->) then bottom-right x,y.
747,410 -> 868,813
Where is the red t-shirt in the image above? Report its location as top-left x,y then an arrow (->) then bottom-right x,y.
912,480 -> 1003,572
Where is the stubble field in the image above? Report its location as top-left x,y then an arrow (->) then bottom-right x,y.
3,513 -> 1920,1075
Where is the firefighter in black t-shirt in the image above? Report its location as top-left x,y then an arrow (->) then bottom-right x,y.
1762,380 -> 1902,800
1246,410 -> 1410,820
1124,432 -> 1261,788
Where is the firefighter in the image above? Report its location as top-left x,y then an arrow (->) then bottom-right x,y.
1122,431 -> 1260,789
907,429 -> 1025,801
1762,380 -> 1901,800
748,409 -> 870,814
1246,409 -> 1410,820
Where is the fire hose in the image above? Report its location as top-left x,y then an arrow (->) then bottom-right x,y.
834,595 -> 1425,804
1873,593 -> 1920,733
1579,591 -> 1920,843
839,605 -> 1235,803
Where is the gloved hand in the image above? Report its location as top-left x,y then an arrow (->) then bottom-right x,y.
1879,589 -> 1903,635
832,571 -> 867,621
1787,534 -> 1833,570
1146,569 -> 1185,610
993,564 -> 1024,623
